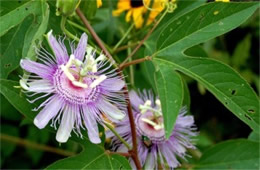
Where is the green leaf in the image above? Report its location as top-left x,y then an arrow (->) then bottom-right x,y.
248,131 -> 259,142
0,94 -> 22,121
155,2 -> 258,56
141,61 -> 157,91
158,0 -> 206,29
1,125 -> 19,158
184,45 -> 208,58
231,34 -> 251,69
182,78 -> 191,110
194,139 -> 259,169
0,79 -> 35,120
26,126 -> 50,165
153,55 -> 259,132
0,16 -> 33,78
80,0 -> 98,19
0,0 -> 49,78
46,139 -> 131,169
154,66 -> 183,138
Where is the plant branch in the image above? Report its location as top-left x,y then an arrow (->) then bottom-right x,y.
120,8 -> 168,67
0,133 -> 75,157
76,7 -> 142,169
120,56 -> 152,70
67,19 -> 90,34
61,16 -> 79,41
76,8 -> 113,61
113,42 -> 139,54
112,23 -> 135,52
106,151 -> 131,157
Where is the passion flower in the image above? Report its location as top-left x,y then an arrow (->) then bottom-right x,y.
106,90 -> 197,169
20,30 -> 126,143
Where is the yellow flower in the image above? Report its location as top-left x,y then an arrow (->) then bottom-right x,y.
113,0 -> 166,29
97,0 -> 102,8
215,0 -> 230,2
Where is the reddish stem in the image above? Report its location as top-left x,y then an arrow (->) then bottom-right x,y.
76,8 -> 142,170
119,56 -> 152,70
120,19 -> 160,67
107,151 -> 131,157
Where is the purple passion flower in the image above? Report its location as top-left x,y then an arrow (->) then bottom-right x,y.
20,30 -> 126,143
106,90 -> 197,169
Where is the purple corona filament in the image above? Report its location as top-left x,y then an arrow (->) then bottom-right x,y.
20,30 -> 126,143
107,90 -> 197,169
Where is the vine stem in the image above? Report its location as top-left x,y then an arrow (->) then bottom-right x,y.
61,16 -> 79,41
112,23 -> 135,52
120,8 -> 168,67
1,133 -> 75,156
113,42 -> 139,54
76,8 -> 142,170
120,56 -> 152,70
104,122 -> 131,150
76,9 -> 113,61
106,151 -> 131,157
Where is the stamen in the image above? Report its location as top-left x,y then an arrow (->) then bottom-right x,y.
141,118 -> 157,127
144,100 -> 152,106
95,54 -> 106,63
141,118 -> 164,130
139,99 -> 162,116
61,65 -> 75,81
72,81 -> 88,88
90,75 -> 107,88
154,124 -> 164,130
155,99 -> 161,106
73,58 -> 83,67
66,54 -> 75,68
19,79 -> 29,90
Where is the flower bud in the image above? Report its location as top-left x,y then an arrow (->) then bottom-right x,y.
56,0 -> 81,17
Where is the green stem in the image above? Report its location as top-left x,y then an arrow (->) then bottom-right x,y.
104,122 -> 131,150
67,20 -> 100,49
112,23 -> 134,53
113,42 -> 139,53
128,41 -> 134,86
121,7 -> 169,65
67,20 -> 90,34
61,16 -> 79,41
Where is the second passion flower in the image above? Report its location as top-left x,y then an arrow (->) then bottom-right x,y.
20,30 -> 126,143
106,90 -> 197,169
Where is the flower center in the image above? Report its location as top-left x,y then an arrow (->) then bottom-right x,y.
130,0 -> 143,7
54,49 -> 106,105
136,99 -> 165,143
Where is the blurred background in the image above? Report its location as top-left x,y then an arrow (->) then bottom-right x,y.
1,0 -> 259,169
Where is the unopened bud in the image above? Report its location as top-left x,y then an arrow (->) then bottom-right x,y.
56,0 -> 81,17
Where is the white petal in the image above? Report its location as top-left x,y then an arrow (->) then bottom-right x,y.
144,153 -> 155,170
28,80 -> 54,93
56,105 -> 75,143
34,96 -> 63,129
101,78 -> 125,91
98,100 -> 125,120
82,107 -> 101,144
